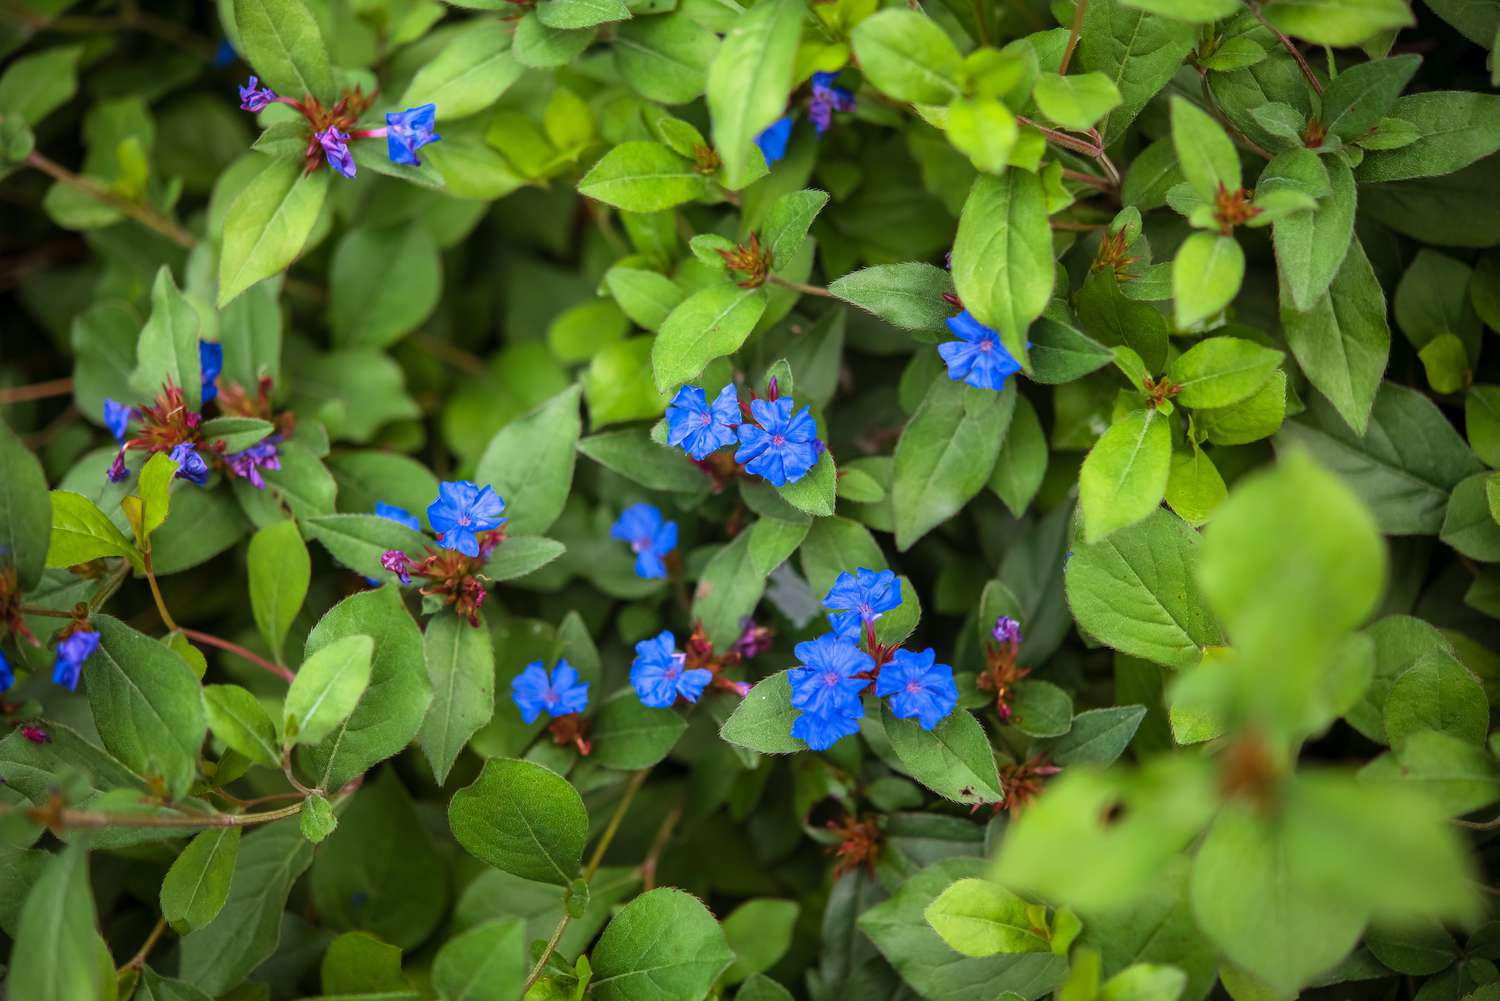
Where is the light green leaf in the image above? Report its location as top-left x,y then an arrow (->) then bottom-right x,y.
449,757 -> 588,886
161,829 -> 241,934
218,157 -> 329,307
400,21 -> 523,119
951,171 -> 1052,364
419,609 -> 496,784
590,888 -> 735,1001
706,0 -> 803,189
1078,408 -> 1171,543
284,634 -> 375,746
248,520 -> 309,665
651,283 -> 768,391
850,10 -> 963,104
473,384 -> 582,536
233,0 -> 335,101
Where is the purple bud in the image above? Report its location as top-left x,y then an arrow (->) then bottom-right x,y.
225,440 -> 280,489
316,126 -> 356,178
169,443 -> 210,486
381,550 -> 413,585
107,450 -> 130,483
992,616 -> 1022,646
237,75 -> 277,113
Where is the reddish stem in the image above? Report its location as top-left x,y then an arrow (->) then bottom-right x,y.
179,628 -> 294,683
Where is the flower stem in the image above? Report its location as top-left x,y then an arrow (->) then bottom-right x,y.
1246,2 -> 1322,96
767,275 -> 834,298
142,554 -> 180,633
18,605 -> 73,618
180,628 -> 296,683
1059,0 -> 1088,76
0,378 -> 74,406
21,149 -> 196,248
35,799 -> 305,831
522,768 -> 651,993
118,916 -> 169,973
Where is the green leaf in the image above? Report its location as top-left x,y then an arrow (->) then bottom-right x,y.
692,530 -> 767,648
578,141 -> 705,211
1008,680 -> 1074,738
218,157 -> 329,307
419,609 -> 496,784
747,516 -> 810,577
1028,318 -> 1115,384
46,490 -> 138,569
779,449 -> 837,518
720,670 -> 803,753
122,451 -> 178,548
432,918 -> 528,1001
284,633 -> 375,746
706,0 -> 802,189
1262,0 -> 1414,46
1166,336 -> 1283,410
590,888 -> 735,1001
850,10 -> 962,104
538,0 -> 630,29
924,878 -> 1051,957
1384,651 -> 1488,748
603,267 -> 687,332
1079,408 -> 1171,543
201,416 -> 275,454
585,336 -> 674,428
1280,237 -> 1389,435
1467,385 -> 1500,467
161,828 -> 241,934
131,266 -> 202,410
614,12 -> 718,105
297,585 -> 432,791
651,283 -> 768,391
951,171 -> 1052,364
0,45 -> 82,126
989,394 -> 1049,517
330,222 -> 442,349
247,519 -> 309,665
474,384 -> 581,536
1270,153 -> 1356,312
204,684 -> 281,767
482,535 -> 567,581
134,969 -> 215,1001
449,757 -> 589,886
0,420 -> 52,589
8,842 -> 102,1001
1034,72 -> 1123,130
1320,54 -> 1421,139
300,792 -> 337,843
1172,232 -> 1244,329
1066,508 -> 1223,669
884,705 -> 1004,805
307,513 -> 430,585
1165,442 -> 1226,527
1119,0 -> 1239,19
578,428 -> 707,493
761,189 -> 829,272
89,615 -> 207,799
829,263 -> 952,333
1170,96 -> 1240,199
1079,3 -> 1197,144
401,20 -> 522,118
893,376 -> 1016,550
1356,91 -> 1500,183
592,691 -> 688,769
722,899 -> 800,984
1038,706 -> 1147,765
232,0 -> 336,102
178,817 -> 315,995
1444,472 -> 1500,560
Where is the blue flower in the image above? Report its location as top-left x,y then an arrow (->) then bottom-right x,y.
386,104 -> 441,166
226,440 -> 279,488
103,399 -> 134,443
200,340 -> 223,405
938,311 -> 1024,391
824,568 -> 901,640
214,40 -> 238,69
375,501 -> 422,532
756,116 -> 793,166
53,629 -> 100,692
316,126 -> 356,178
828,612 -> 862,643
876,647 -> 958,730
511,659 -> 589,724
735,397 -> 822,488
107,450 -> 129,483
993,616 -> 1022,646
610,503 -> 677,579
789,634 -> 872,719
237,75 -> 276,113
791,708 -> 862,751
428,480 -> 506,558
809,72 -> 855,136
169,443 -> 210,486
666,383 -> 740,460
630,630 -> 713,708
0,649 -> 12,694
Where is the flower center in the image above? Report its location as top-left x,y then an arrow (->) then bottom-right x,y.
458,514 -> 472,526
772,434 -> 786,446
979,338 -> 994,352
543,689 -> 559,705
824,670 -> 841,687
905,680 -> 923,694
665,665 -> 680,681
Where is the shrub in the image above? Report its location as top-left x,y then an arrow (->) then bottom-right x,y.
1,0 -> 1498,998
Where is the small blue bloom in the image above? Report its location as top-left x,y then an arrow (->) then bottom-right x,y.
375,501 -> 422,532
107,450 -> 129,483
386,104 -> 441,166
610,503 -> 677,579
103,399 -> 134,443
316,126 -> 356,178
0,649 -> 12,694
428,480 -> 506,558
53,629 -> 100,692
824,568 -> 901,640
666,383 -> 741,460
735,397 -> 822,488
226,440 -> 279,489
630,630 -> 713,708
238,75 -> 276,113
791,707 -> 863,751
828,612 -> 862,643
789,634 -> 873,719
511,659 -> 589,724
809,72 -> 855,136
214,40 -> 238,68
876,647 -> 958,731
756,116 -> 793,166
200,340 -> 224,405
169,443 -> 210,486
938,311 -> 1025,391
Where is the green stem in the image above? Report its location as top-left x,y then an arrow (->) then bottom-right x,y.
142,553 -> 180,632
36,799 -> 305,831
1059,0 -> 1088,76
767,274 -> 834,298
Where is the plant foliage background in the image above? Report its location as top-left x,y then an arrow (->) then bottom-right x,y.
4,0 -> 1500,998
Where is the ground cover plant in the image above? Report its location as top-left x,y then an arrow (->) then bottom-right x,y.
3,0 -> 1500,998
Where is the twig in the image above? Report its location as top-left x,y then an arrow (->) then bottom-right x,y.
1246,2 -> 1322,96
414,333 -> 487,374
118,916 -> 169,973
31,799 -> 305,830
0,378 -> 74,405
23,150 -> 196,248
767,275 -> 834,298
522,769 -> 651,994
1059,0 -> 1088,76
180,628 -> 295,683
640,804 -> 683,891
142,554 -> 179,632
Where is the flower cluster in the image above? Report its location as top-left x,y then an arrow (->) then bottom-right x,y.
978,615 -> 1028,720
611,504 -> 677,579
665,381 -> 823,488
377,480 -> 508,625
510,660 -> 591,754
757,71 -> 856,166
237,77 -> 441,179
629,622 -> 765,709
788,569 -> 958,750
